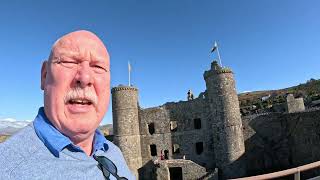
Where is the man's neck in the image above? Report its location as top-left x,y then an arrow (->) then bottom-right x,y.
71,134 -> 95,156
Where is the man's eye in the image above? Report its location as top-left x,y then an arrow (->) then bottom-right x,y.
93,65 -> 104,69
92,65 -> 108,73
58,61 -> 78,68
61,61 -> 77,64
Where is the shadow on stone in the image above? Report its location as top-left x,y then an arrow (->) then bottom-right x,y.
242,109 -> 320,179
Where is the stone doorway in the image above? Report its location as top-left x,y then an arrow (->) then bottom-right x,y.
169,167 -> 182,180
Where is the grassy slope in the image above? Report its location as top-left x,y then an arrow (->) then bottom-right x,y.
238,78 -> 320,107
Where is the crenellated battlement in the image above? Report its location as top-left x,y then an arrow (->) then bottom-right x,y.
111,86 -> 138,93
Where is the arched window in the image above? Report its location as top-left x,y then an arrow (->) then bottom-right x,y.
148,123 -> 155,135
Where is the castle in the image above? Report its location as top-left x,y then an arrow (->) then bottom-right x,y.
111,60 -> 320,180
111,61 -> 246,179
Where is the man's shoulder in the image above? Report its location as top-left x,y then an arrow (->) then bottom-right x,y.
0,124 -> 41,151
0,124 -> 44,175
105,140 -> 122,154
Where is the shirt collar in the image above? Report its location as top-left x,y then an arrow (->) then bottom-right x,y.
33,107 -> 109,157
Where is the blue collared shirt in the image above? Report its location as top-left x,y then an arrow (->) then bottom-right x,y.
0,107 -> 136,180
33,107 -> 108,157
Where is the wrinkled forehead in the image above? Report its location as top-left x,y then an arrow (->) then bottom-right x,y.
50,32 -> 109,62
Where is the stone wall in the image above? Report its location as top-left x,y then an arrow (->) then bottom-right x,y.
137,99 -> 320,179
139,106 -> 172,166
242,109 -> 320,178
155,159 -> 218,180
139,97 -> 215,170
165,99 -> 215,168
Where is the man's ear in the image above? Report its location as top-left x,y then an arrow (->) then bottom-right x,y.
41,61 -> 48,90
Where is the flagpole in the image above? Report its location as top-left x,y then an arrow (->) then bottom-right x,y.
216,42 -> 223,67
128,61 -> 131,86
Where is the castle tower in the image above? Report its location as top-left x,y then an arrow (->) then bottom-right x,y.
112,85 -> 142,178
204,61 -> 246,179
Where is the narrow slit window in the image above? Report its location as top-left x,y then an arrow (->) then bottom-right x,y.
194,118 -> 201,129
150,144 -> 157,156
148,123 -> 155,135
196,142 -> 204,155
164,150 -> 169,159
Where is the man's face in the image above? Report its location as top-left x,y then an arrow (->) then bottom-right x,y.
41,31 -> 110,141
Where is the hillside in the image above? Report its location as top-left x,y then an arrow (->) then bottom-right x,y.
238,78 -> 320,113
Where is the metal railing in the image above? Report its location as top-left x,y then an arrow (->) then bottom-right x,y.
231,161 -> 320,180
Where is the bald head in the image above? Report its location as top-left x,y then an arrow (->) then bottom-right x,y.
49,30 -> 109,63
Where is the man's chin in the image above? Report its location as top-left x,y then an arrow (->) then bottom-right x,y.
65,123 -> 97,140
64,115 -> 99,133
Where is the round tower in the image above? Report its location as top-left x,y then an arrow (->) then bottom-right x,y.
112,85 -> 142,178
204,61 -> 246,179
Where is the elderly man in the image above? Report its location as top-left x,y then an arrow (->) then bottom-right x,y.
0,30 -> 135,180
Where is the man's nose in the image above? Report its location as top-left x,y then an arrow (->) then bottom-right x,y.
74,63 -> 93,88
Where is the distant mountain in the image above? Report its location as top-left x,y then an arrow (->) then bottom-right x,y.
0,117 -> 113,137
0,118 -> 31,135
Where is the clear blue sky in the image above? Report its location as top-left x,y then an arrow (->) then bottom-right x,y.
0,0 -> 319,124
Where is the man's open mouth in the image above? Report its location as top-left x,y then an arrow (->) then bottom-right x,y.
68,99 -> 93,105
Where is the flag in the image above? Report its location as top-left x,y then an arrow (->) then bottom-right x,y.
128,61 -> 131,72
211,41 -> 218,53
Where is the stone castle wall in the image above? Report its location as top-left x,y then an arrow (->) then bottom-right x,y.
138,97 -> 216,171
139,106 -> 172,166
242,109 -> 320,179
137,103 -> 320,179
165,99 -> 215,168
